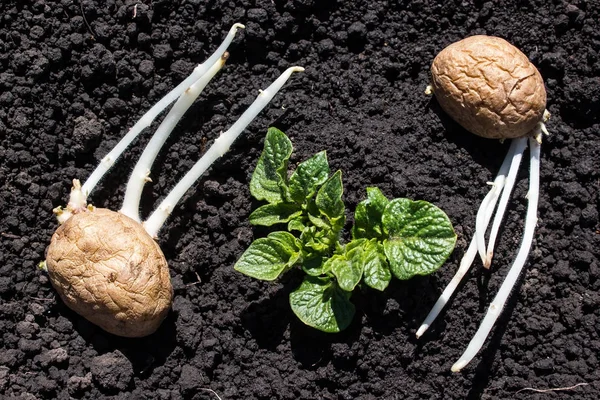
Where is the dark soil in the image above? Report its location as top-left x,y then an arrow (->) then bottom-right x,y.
1,0 -> 599,399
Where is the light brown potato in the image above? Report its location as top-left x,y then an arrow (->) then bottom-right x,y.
430,35 -> 547,139
46,208 -> 173,338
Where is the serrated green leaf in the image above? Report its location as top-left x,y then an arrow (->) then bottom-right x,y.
382,199 -> 456,280
289,276 -> 355,333
234,237 -> 298,281
315,170 -> 344,221
250,128 -> 292,204
353,187 -> 390,240
288,151 -> 329,204
249,203 -> 302,226
327,250 -> 363,292
362,240 -> 391,291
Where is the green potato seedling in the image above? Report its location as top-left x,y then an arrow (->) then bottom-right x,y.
235,128 -> 457,333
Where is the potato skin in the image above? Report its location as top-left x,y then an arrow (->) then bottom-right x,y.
430,35 -> 546,139
46,208 -> 173,338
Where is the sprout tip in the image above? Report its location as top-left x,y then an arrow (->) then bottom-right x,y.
451,360 -> 468,373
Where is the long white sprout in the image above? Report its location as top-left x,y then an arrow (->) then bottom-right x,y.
120,53 -> 229,221
416,138 -> 526,338
80,23 -> 245,199
143,66 -> 305,238
416,219 -> 487,338
416,124 -> 546,372
451,136 -> 540,372
485,137 -> 528,266
475,141 -> 514,267
60,22 -> 304,236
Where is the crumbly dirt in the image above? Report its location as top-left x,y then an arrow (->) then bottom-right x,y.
1,0 -> 599,399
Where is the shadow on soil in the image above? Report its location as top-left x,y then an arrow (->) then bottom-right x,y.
425,96 -> 512,176
54,301 -> 179,377
465,266 -> 531,399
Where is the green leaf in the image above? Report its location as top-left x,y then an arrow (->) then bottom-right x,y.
267,231 -> 301,253
300,226 -> 331,255
327,251 -> 363,292
288,151 -> 329,204
353,187 -> 390,240
362,240 -> 391,291
330,214 -> 346,238
288,216 -> 306,232
234,237 -> 298,281
382,199 -> 456,280
302,255 -> 329,276
307,212 -> 330,230
345,238 -> 367,252
289,276 -> 355,333
249,203 -> 302,226
250,127 -> 292,204
315,170 -> 345,221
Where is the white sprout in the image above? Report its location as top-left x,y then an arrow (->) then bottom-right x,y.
485,138 -> 528,266
59,22 -> 304,238
120,53 -> 229,221
80,23 -> 245,200
415,138 -> 525,338
417,121 -> 547,372
451,136 -> 540,372
416,220 -> 487,339
474,143 -> 512,267
143,65 -> 305,237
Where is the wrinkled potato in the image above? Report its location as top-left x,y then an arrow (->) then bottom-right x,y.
46,208 -> 173,338
430,35 -> 547,139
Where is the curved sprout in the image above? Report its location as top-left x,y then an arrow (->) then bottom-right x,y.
143,66 -> 305,238
474,146 -> 511,267
416,229 -> 480,338
451,136 -> 541,372
55,22 -> 304,236
417,121 -> 547,372
485,138 -> 528,265
415,137 -> 526,338
120,53 -> 230,221
80,23 -> 245,200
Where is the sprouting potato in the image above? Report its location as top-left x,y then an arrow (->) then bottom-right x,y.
429,35 -> 547,139
46,208 -> 173,338
420,35 -> 551,372
42,24 -> 303,338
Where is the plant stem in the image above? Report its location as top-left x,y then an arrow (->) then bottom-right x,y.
120,53 -> 229,221
79,23 -> 244,201
451,137 -> 539,372
143,66 -> 304,238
